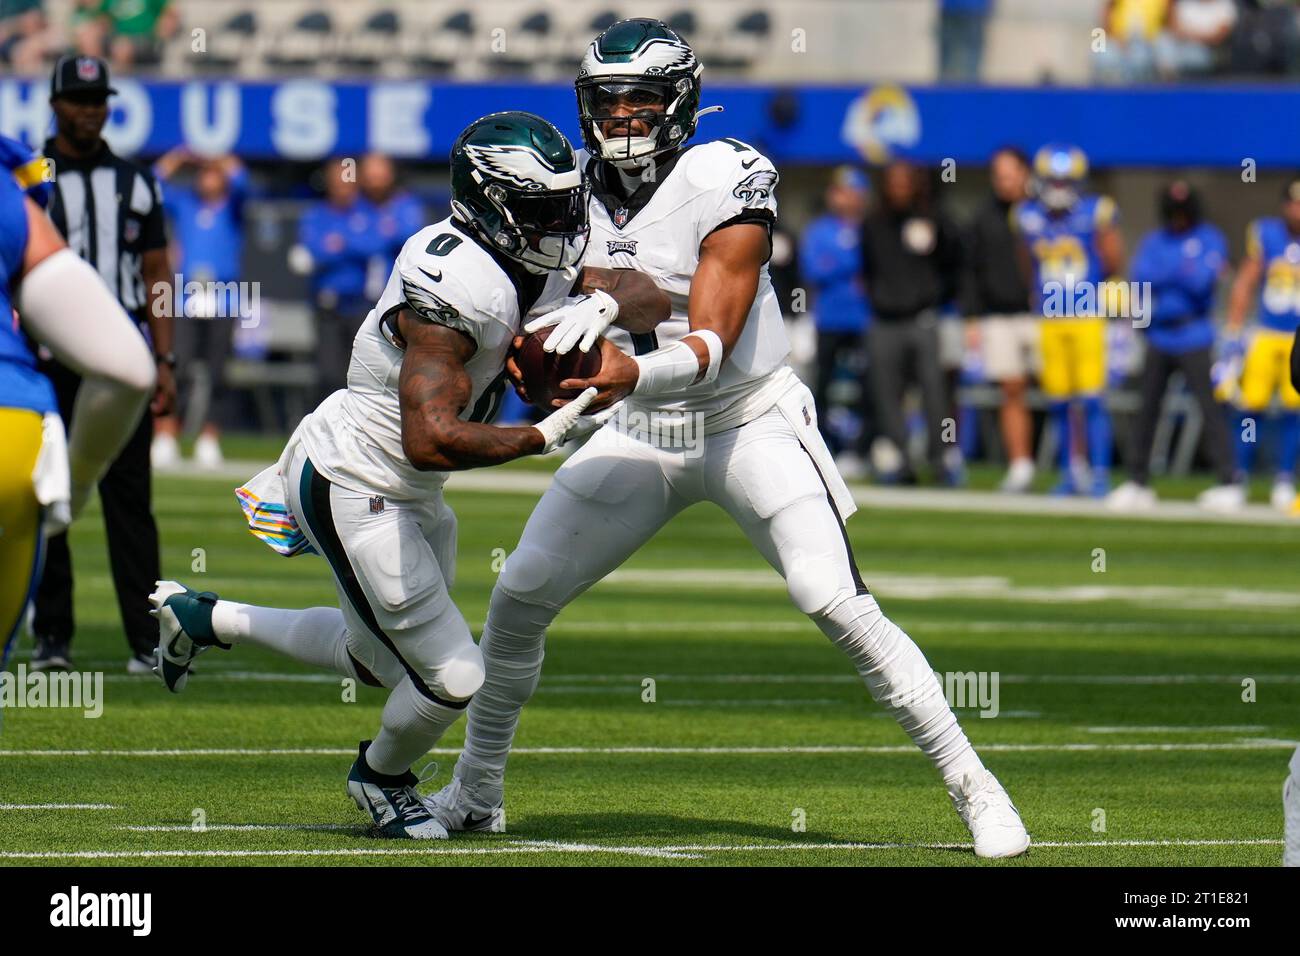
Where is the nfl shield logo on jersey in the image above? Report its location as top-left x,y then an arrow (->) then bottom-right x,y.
613,207 -> 629,227
369,496 -> 385,514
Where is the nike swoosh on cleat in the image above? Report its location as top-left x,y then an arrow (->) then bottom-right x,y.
166,632 -> 189,658
462,810 -> 499,830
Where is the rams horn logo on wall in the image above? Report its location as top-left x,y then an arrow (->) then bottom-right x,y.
462,143 -> 554,192
733,169 -> 778,206
401,277 -> 462,325
842,84 -> 920,165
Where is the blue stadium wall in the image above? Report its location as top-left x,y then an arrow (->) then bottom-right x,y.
0,78 -> 1295,167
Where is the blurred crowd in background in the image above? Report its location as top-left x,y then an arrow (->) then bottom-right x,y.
4,0 -> 1300,520
795,147 -> 1300,517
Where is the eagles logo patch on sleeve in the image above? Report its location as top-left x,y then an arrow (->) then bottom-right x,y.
401,276 -> 462,325
733,169 -> 779,207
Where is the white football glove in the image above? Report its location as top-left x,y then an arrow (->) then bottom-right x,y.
533,387 -> 599,454
524,289 -> 619,355
558,399 -> 623,446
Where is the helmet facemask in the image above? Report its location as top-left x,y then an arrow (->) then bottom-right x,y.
1036,177 -> 1080,213
454,178 -> 591,275
578,74 -> 698,169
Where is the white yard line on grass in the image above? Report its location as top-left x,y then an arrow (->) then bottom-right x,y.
542,672 -> 1300,685
549,619 -> 1300,635
138,669 -> 1300,686
2,740 -> 1296,758
121,824 -> 361,832
162,459 -> 1298,527
0,837 -> 1282,862
1084,725 -> 1268,734
0,804 -> 119,810
603,568 -> 1300,611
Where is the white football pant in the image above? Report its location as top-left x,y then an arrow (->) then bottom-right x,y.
455,381 -> 986,798
210,441 -> 484,776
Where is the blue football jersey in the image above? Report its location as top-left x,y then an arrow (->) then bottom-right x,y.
1014,194 -> 1118,317
0,173 -> 55,414
1246,217 -> 1300,333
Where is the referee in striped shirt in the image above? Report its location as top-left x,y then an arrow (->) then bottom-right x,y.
30,55 -> 177,673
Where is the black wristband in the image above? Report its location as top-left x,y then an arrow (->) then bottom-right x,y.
155,352 -> 177,368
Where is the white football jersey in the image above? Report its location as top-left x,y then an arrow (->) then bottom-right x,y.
580,139 -> 797,432
300,216 -> 576,499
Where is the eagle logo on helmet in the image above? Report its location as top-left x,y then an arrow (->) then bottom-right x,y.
733,169 -> 778,206
462,143 -> 556,192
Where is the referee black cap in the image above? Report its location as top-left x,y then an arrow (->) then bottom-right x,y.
1159,179 -> 1201,227
50,55 -> 117,101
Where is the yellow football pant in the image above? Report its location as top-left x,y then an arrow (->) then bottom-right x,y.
0,406 -> 44,652
1038,318 -> 1106,399
1238,328 -> 1300,411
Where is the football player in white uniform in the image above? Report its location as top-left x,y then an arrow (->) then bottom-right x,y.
146,112 -> 668,839
428,21 -> 1031,858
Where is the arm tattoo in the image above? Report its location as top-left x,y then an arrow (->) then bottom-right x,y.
397,309 -> 542,470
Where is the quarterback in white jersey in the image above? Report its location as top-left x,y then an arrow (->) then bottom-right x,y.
580,136 -> 795,434
146,112 -> 667,840
431,19 -> 1031,858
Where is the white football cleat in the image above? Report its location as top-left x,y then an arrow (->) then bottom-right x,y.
1105,480 -> 1157,512
346,743 -> 449,840
424,774 -> 506,833
151,430 -> 181,470
1197,483 -> 1246,513
1270,479 -> 1296,512
126,652 -> 157,675
1000,458 -> 1035,494
949,770 -> 1030,859
194,433 -> 225,470
149,580 -> 226,693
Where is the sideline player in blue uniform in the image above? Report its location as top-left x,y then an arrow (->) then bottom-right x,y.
1225,178 -> 1300,512
1014,144 -> 1126,497
0,172 -> 155,666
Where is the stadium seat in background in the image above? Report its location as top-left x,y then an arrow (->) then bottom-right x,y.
406,8 -> 474,78
662,9 -> 697,44
265,9 -> 335,73
490,9 -> 556,78
588,9 -> 620,34
194,9 -> 258,75
709,9 -> 771,75
559,8 -> 620,71
337,8 -> 400,74
661,8 -> 721,66
222,300 -> 321,434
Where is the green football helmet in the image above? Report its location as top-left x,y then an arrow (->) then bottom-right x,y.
449,111 -> 590,273
576,18 -> 705,168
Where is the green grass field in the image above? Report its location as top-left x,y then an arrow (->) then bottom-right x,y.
2,452 -> 1299,866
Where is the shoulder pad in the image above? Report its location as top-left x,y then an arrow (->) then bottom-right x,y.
684,140 -> 776,193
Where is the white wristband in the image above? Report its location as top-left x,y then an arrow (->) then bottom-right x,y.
631,330 -> 725,396
685,329 -> 723,385
632,341 -> 700,396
